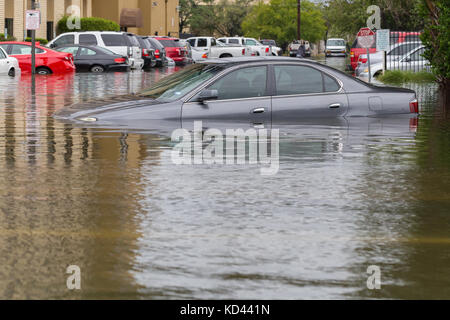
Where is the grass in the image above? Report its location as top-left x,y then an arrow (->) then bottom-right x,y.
377,70 -> 436,84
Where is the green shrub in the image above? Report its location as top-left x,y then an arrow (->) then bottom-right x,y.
57,16 -> 120,34
0,33 -> 17,41
24,37 -> 49,44
377,70 -> 436,84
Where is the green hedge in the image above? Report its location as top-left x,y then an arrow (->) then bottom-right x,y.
25,37 -> 49,44
57,16 -> 120,34
0,33 -> 16,41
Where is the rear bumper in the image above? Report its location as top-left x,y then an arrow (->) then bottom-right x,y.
128,58 -> 144,70
107,64 -> 130,72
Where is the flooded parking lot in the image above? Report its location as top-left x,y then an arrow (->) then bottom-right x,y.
0,58 -> 449,299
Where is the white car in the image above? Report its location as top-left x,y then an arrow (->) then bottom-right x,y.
217,37 -> 271,56
325,38 -> 347,57
260,39 -> 283,56
47,31 -> 144,70
0,47 -> 20,76
356,46 -> 430,79
187,37 -> 251,61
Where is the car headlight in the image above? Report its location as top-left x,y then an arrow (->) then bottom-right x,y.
79,117 -> 98,122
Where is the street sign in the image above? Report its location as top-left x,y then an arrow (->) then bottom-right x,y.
26,10 -> 40,30
376,29 -> 390,51
357,27 -> 375,48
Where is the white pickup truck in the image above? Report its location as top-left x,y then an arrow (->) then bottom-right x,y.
186,37 -> 250,61
217,37 -> 271,56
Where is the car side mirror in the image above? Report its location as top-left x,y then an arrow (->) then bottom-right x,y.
197,89 -> 218,104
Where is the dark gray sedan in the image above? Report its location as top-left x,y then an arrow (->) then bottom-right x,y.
57,57 -> 419,128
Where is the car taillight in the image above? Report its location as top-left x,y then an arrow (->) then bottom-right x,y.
350,51 -> 354,58
242,48 -> 245,55
359,58 -> 367,64
409,98 -> 419,113
265,47 -> 269,53
202,53 -> 208,59
142,48 -> 149,57
155,49 -> 160,58
114,58 -> 126,64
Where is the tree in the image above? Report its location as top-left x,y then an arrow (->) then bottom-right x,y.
420,0 -> 450,92
186,0 -> 253,37
242,0 -> 326,49
179,0 -> 198,35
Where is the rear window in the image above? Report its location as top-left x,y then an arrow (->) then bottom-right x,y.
79,34 -> 97,45
137,37 -> 151,49
228,39 -> 239,44
158,39 -> 181,47
127,35 -> 140,47
261,40 -> 276,46
101,34 -> 127,46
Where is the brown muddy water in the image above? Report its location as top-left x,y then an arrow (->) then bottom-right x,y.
0,59 -> 449,299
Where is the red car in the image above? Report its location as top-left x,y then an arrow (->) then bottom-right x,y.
152,37 -> 188,65
0,41 -> 75,74
350,31 -> 422,71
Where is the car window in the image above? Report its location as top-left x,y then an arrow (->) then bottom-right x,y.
208,66 -> 267,100
94,46 -> 116,55
405,34 -> 420,42
197,38 -> 207,47
0,49 -> 6,59
408,48 -> 425,61
274,65 -> 323,95
217,39 -> 225,43
79,34 -> 97,45
245,39 -> 257,46
101,34 -> 127,46
187,39 -> 196,46
228,39 -> 239,44
58,47 -> 79,55
389,43 -> 420,56
324,74 -> 340,92
127,35 -> 140,47
53,35 -> 74,47
79,48 -> 97,56
158,39 -> 181,47
11,45 -> 44,54
0,44 -> 8,53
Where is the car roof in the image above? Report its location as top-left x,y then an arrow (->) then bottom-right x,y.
199,56 -> 321,65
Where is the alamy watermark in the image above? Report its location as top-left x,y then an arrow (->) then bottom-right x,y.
66,5 -> 81,30
366,265 -> 381,290
171,121 -> 279,175
66,265 -> 81,290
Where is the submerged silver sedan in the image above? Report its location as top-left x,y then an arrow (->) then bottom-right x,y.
56,57 -> 419,129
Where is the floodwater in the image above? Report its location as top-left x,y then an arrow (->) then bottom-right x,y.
0,58 -> 449,299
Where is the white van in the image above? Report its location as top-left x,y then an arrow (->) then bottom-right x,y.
47,31 -> 144,69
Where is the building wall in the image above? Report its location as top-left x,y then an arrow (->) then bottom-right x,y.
1,0 -> 178,41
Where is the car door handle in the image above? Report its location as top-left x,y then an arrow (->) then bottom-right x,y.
252,108 -> 265,114
329,103 -> 341,109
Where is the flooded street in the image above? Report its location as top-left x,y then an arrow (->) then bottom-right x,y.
0,58 -> 449,299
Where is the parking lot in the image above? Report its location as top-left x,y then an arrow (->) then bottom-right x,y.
0,56 -> 449,299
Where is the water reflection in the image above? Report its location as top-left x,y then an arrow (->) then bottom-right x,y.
0,66 -> 448,299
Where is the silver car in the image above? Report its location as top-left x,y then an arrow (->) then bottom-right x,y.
56,57 -> 419,129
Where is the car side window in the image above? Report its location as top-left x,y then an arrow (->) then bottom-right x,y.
274,65 -> 324,95
208,66 -> 267,100
79,48 -> 97,56
324,74 -> 340,92
187,39 -> 196,47
228,39 -> 239,44
197,38 -> 207,47
79,34 -> 98,45
59,47 -> 79,55
245,39 -> 257,46
0,44 -> 8,53
53,35 -> 74,47
11,45 -> 44,55
101,34 -> 127,46
217,39 -> 225,43
409,48 -> 425,61
0,49 -> 5,59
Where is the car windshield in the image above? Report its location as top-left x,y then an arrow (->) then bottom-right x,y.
158,39 -> 181,47
138,63 -> 226,102
327,39 -> 345,46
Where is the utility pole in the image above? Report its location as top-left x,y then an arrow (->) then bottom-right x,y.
30,0 -> 39,75
297,0 -> 301,40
